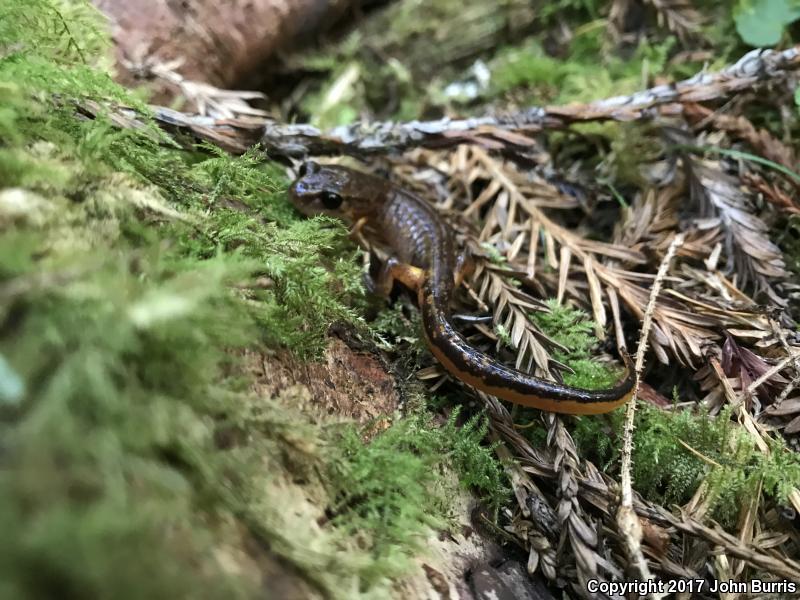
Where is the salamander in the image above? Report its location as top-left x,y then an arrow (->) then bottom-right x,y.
289,161 -> 635,414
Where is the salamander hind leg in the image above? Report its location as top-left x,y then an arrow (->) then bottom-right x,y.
367,256 -> 426,297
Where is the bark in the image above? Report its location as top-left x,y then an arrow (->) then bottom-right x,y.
93,0 -> 355,103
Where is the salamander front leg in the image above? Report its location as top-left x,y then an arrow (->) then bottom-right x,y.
453,251 -> 491,314
349,216 -> 370,248
454,252 -> 474,287
367,256 -> 425,297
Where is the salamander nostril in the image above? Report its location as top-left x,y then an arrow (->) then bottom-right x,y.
297,161 -> 320,178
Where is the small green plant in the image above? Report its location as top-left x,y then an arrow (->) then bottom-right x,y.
480,242 -> 507,264
369,302 -> 429,370
735,0 -> 800,46
532,299 -> 622,389
494,323 -> 513,348
574,403 -> 800,526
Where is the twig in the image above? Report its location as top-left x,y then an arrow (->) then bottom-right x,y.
675,437 -> 723,468
746,351 -> 798,397
771,372 -> 800,411
617,232 -> 684,598
646,507 -> 800,581
545,412 -> 623,597
257,46 -> 800,156
82,46 -> 800,158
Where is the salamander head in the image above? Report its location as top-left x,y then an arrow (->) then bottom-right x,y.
289,161 -> 390,222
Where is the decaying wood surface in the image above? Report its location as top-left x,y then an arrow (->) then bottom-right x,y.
93,0 -> 355,104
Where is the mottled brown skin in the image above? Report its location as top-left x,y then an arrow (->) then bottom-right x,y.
289,162 -> 635,414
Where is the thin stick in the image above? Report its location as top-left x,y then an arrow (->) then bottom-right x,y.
617,232 -> 684,597
86,46 -> 800,157
257,47 -> 800,156
745,351 -> 798,396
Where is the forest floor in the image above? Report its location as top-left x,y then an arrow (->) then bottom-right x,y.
3,1 -> 800,599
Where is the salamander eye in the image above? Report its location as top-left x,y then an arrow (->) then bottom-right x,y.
320,191 -> 343,210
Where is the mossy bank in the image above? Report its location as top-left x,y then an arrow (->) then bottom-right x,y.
0,2 -> 505,598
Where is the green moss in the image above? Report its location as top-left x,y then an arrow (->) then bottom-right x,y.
443,411 -> 509,508
632,405 -> 737,508
480,242 -> 508,264
573,403 -> 800,526
1,0 -> 365,358
486,41 -> 563,100
555,121 -> 659,191
484,34 -> 680,108
327,408 -> 508,582
1,244 -> 257,599
531,299 -> 622,389
0,1 -> 456,598
1,4 -> 513,598
494,323 -> 514,348
0,0 -> 111,68
369,302 -> 429,371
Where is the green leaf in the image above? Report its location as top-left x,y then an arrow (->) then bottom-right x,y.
0,353 -> 24,405
734,0 -> 800,47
